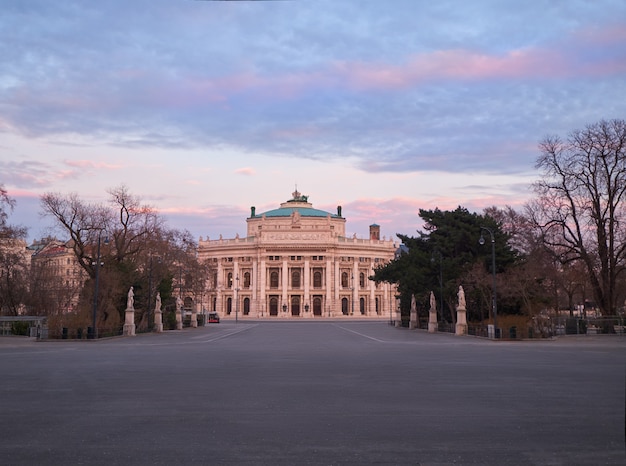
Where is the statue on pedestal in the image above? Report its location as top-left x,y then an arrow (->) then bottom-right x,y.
457,285 -> 466,310
428,291 -> 438,333
456,285 -> 467,336
127,286 -> 134,310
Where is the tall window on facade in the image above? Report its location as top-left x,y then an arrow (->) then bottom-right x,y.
292,270 -> 301,288
291,296 -> 300,316
313,270 -> 322,288
341,297 -> 349,315
243,272 -> 251,288
360,272 -> 365,288
341,272 -> 349,288
269,296 -> 279,316
360,297 -> 365,315
227,297 -> 232,315
375,297 -> 380,315
313,296 -> 322,316
243,297 -> 250,315
270,270 -> 279,288
227,272 -> 233,288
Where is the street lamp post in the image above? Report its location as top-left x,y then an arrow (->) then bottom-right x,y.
91,231 -> 106,339
479,227 -> 498,338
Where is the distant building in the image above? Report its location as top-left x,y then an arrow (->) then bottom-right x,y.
28,238 -> 87,313
197,191 -> 399,319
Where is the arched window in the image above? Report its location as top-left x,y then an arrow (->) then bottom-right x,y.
291,296 -> 300,316
360,297 -> 365,315
226,297 -> 232,315
313,296 -> 323,316
244,272 -> 251,288
184,297 -> 193,312
359,272 -> 365,288
243,297 -> 250,315
375,297 -> 380,315
227,272 -> 233,289
269,296 -> 279,316
341,272 -> 349,288
341,297 -> 349,315
313,270 -> 322,288
270,270 -> 279,288
292,270 -> 301,288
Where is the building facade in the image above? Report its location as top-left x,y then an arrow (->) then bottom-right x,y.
197,191 -> 399,319
28,238 -> 87,314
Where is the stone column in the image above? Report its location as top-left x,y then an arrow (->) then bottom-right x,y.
326,257 -> 333,317
369,264 -> 376,316
304,259 -> 311,318
428,291 -> 438,333
191,301 -> 198,328
282,259 -> 288,316
259,257 -> 266,318
352,262 -> 358,316
252,260 -> 258,317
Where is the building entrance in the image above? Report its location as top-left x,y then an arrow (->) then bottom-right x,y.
291,296 -> 300,316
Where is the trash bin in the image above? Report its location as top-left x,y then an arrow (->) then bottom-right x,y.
62,327 -> 68,339
509,326 -> 517,339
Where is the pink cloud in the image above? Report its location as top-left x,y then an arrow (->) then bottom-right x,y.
235,167 -> 256,176
194,25 -> 626,100
64,160 -> 123,170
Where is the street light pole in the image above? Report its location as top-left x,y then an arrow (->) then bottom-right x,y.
91,231 -> 105,339
479,227 -> 498,338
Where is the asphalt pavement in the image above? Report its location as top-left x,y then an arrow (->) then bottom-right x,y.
0,322 -> 624,465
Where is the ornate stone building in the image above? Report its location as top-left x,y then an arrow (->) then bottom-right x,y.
197,191 -> 398,319
28,238 -> 87,313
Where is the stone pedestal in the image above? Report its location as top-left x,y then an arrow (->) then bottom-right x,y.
191,306 -> 198,328
123,308 -> 136,336
154,310 -> 163,333
428,309 -> 438,333
409,308 -> 418,329
176,309 -> 183,330
455,306 -> 467,335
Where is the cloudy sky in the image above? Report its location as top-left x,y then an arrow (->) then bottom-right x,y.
1,0 -> 625,243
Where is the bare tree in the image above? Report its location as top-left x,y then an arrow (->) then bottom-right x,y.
0,184 -> 28,315
529,119 -> 626,315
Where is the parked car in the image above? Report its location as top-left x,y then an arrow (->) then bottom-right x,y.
208,312 -> 220,323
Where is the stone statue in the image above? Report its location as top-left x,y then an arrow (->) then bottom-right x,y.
457,285 -> 466,310
127,286 -> 134,310
176,295 -> 183,311
155,292 -> 161,312
430,291 -> 436,311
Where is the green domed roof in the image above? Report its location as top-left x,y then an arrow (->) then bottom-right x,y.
261,206 -> 339,218
251,190 -> 342,219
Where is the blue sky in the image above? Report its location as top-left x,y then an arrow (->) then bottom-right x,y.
1,0 -> 625,243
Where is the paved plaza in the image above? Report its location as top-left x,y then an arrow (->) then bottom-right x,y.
0,322 -> 624,465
